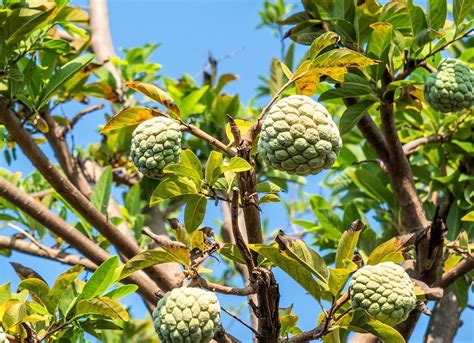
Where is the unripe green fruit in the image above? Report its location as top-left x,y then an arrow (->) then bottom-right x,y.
152,287 -> 221,343
424,58 -> 474,113
257,95 -> 342,175
130,116 -> 182,179
0,327 -> 9,343
349,262 -> 416,325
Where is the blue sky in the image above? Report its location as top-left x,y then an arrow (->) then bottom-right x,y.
0,0 -> 472,342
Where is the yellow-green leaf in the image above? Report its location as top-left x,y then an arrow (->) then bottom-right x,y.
126,81 -> 180,117
461,211 -> 474,221
74,297 -> 129,321
367,234 -> 415,265
100,107 -> 155,133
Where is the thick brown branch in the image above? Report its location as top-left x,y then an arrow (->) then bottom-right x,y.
0,105 -> 175,291
436,254 -> 474,289
0,176 -> 158,304
343,98 -> 390,164
0,235 -> 98,271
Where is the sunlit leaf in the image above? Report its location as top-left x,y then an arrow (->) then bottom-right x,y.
100,107 -> 155,133
367,234 -> 415,265
184,195 -> 207,233
126,81 -> 181,117
75,297 -> 129,321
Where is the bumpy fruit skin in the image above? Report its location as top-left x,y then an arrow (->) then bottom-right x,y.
258,95 -> 342,175
424,58 -> 474,113
349,262 -> 416,325
0,327 -> 9,343
130,116 -> 182,179
152,287 -> 221,343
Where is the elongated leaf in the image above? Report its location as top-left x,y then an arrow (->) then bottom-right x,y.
367,234 -> 415,265
335,221 -> 363,268
91,166 -> 112,214
349,311 -> 405,343
2,300 -> 26,330
219,243 -> 246,264
221,157 -> 251,173
461,211 -> 474,221
249,244 -> 322,300
126,81 -> 180,117
38,54 -> 95,109
44,265 -> 83,314
205,151 -> 223,186
339,100 -> 376,135
309,31 -> 340,59
216,73 -> 239,94
428,0 -> 447,30
311,48 -> 378,70
163,164 -> 202,184
75,297 -> 129,321
180,149 -> 203,179
18,278 -> 49,305
275,232 -> 328,284
5,4 -> 56,45
81,256 -> 119,300
184,195 -> 207,233
319,83 -> 375,101
100,107 -> 154,133
103,285 -> 138,299
150,177 -> 198,205
453,0 -> 472,27
120,249 -> 190,280
328,267 -> 355,297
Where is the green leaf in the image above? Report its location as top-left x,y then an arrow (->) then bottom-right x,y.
216,73 -> 239,94
367,234 -> 415,265
91,166 -> 112,214
260,194 -> 281,203
319,80 -> 375,101
249,244 -> 322,300
4,4 -> 56,45
2,300 -> 26,330
367,22 -> 392,60
38,54 -> 95,109
256,181 -> 282,193
335,221 -> 362,268
309,31 -> 340,59
329,267 -> 356,296
219,243 -> 246,264
120,249 -> 190,280
275,232 -> 328,284
180,149 -> 203,179
126,81 -> 180,117
163,164 -> 202,184
184,195 -> 207,233
150,177 -> 198,205
100,107 -> 155,133
428,0 -> 447,30
339,100 -> 376,135
0,283 -> 11,304
44,265 -> 83,314
103,285 -> 138,299
461,211 -> 474,221
205,151 -> 223,186
18,278 -> 49,305
386,79 -> 422,92
221,157 -> 251,173
349,311 -> 405,343
452,277 -> 468,308
80,256 -> 119,300
311,48 -> 379,70
125,184 -> 142,215
453,0 -> 472,27
75,297 -> 129,321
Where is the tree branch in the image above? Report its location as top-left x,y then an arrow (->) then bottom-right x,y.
436,254 -> 474,289
181,123 -> 236,157
0,175 -> 158,304
0,235 -> 98,271
61,104 -> 105,136
0,104 -> 174,291
192,275 -> 256,296
89,0 -> 123,98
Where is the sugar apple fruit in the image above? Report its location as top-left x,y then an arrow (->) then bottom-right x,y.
130,116 -> 182,178
349,262 -> 417,325
424,58 -> 474,113
153,287 -> 221,343
258,95 -> 342,175
0,327 -> 9,343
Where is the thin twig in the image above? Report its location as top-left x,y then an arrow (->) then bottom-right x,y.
221,306 -> 261,338
181,122 -> 236,157
61,104 -> 104,136
193,275 -> 256,296
142,227 -> 187,249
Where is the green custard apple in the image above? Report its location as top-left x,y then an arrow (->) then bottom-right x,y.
257,95 -> 342,175
349,261 -> 417,326
153,287 -> 221,343
424,58 -> 474,113
130,116 -> 182,178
